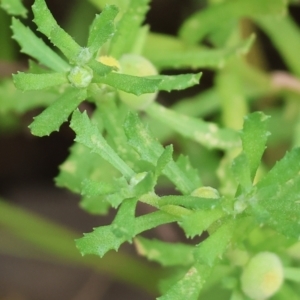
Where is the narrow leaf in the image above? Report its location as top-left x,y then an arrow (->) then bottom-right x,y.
146,103 -> 241,150
231,153 -> 252,191
144,33 -> 255,70
70,109 -> 135,180
32,0 -> 83,63
87,5 -> 118,55
11,18 -> 70,72
29,88 -> 86,136
109,0 -> 150,58
98,72 -> 161,95
194,220 -> 234,266
1,0 -> 27,17
13,72 -> 67,91
241,112 -> 270,180
153,73 -> 202,92
112,198 -> 137,241
155,145 -> 173,177
256,15 -> 300,77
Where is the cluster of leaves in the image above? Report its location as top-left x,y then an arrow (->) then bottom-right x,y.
2,0 -> 300,299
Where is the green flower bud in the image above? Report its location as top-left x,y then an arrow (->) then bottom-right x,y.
118,54 -> 158,110
68,66 -> 93,88
241,252 -> 284,300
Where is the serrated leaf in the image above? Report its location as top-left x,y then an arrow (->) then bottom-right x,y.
135,237 -> 194,267
32,0 -> 82,63
144,33 -> 255,70
157,264 -> 210,300
76,210 -> 178,257
1,0 -> 27,17
80,195 -> 111,215
112,197 -> 137,240
87,5 -> 118,56
241,112 -> 270,180
124,112 -> 198,194
109,0 -> 150,58
13,72 -> 67,91
70,109 -> 135,179
76,224 -> 126,257
194,220 -> 234,266
11,18 -> 70,72
154,73 -> 202,92
179,208 -> 225,238
179,0 -> 287,44
146,103 -> 241,150
98,72 -> 161,95
251,149 -> 300,238
29,88 -> 86,136
257,148 -> 300,189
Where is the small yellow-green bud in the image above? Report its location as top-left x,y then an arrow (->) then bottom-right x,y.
191,186 -> 220,199
241,252 -> 284,300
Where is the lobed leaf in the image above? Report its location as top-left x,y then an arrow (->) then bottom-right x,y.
11,18 -> 70,72
0,0 -> 27,17
146,103 -> 241,150
109,0 -> 150,58
70,109 -> 135,180
87,5 -> 118,56
32,0 -> 83,63
13,72 -> 67,91
179,0 -> 287,44
135,237 -> 195,267
29,88 -> 86,136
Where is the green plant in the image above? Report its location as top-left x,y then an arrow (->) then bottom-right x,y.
1,0 -> 300,299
